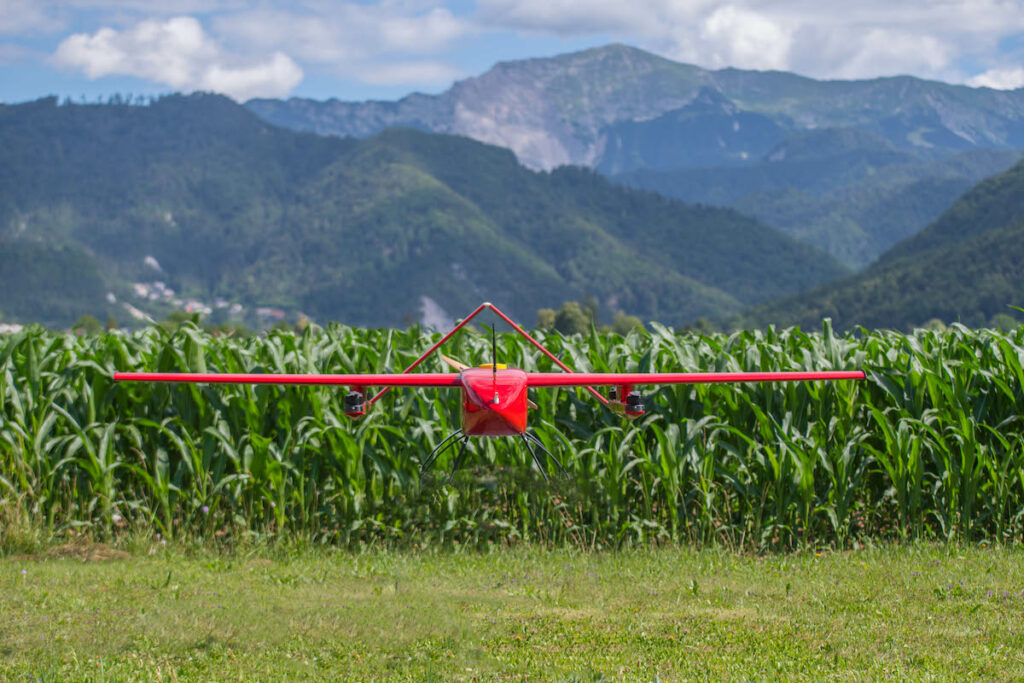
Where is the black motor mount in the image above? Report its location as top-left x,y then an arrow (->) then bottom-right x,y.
343,390 -> 366,418
624,391 -> 645,417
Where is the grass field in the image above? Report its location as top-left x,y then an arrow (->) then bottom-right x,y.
4,543 -> 1024,680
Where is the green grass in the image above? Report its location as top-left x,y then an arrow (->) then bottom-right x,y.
4,544 -> 1024,680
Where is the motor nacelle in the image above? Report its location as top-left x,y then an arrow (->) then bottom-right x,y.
624,391 -> 645,418
608,384 -> 644,418
343,389 -> 366,419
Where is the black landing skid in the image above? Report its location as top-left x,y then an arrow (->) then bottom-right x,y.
420,430 -> 569,482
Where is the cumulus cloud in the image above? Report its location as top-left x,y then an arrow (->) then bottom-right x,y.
968,66 -> 1024,89
814,29 -> 952,80
379,7 -> 466,52
210,4 -> 468,87
698,5 -> 791,70
52,16 -> 302,100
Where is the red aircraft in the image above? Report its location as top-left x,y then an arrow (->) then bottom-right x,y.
115,302 -> 865,479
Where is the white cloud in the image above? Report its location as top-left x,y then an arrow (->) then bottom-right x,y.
203,52 -> 303,98
698,5 -> 791,70
817,29 -> 953,80
52,16 -> 302,100
213,4 -> 469,60
380,7 -> 466,51
968,66 -> 1024,89
210,3 -> 469,88
218,10 -> 354,64
476,0 -> 665,35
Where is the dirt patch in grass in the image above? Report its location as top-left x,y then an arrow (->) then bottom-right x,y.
246,558 -> 274,568
16,541 -> 130,563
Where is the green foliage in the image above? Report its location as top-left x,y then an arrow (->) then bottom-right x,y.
682,317 -> 718,334
537,299 -> 640,335
72,315 -> 103,335
553,301 -> 593,335
611,311 -> 642,335
0,95 -> 845,329
535,308 -> 556,330
990,313 -> 1019,332
3,322 -> 1024,550
156,311 -> 252,338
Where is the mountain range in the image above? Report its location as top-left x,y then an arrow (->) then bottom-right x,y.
248,44 -> 1024,172
0,94 -> 843,329
4,44 -> 1024,331
248,44 -> 1024,268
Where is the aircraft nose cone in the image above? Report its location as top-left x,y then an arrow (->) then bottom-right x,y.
460,368 -> 529,436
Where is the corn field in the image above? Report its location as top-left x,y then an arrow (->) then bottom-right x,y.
2,320 -> 1023,550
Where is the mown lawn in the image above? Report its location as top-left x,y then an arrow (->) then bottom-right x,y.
3,544 -> 1023,680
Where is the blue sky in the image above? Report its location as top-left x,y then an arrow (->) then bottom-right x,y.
2,1 -> 1023,104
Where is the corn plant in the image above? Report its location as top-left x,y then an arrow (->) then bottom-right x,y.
2,319 -> 1023,549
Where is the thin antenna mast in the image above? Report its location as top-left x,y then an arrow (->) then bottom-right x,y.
491,322 -> 499,404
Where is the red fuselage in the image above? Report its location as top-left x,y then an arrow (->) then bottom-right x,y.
460,368 -> 529,436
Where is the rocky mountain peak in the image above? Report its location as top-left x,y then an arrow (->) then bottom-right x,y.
246,43 -> 1024,171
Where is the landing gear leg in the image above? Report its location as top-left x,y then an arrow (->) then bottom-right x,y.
524,432 -> 569,479
420,429 -> 463,474
519,433 -> 550,482
447,436 -> 471,483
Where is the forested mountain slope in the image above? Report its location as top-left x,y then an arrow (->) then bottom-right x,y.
0,94 -> 845,328
743,160 -> 1024,330
616,132 -> 1021,267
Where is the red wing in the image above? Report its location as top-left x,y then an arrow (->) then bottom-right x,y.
526,371 -> 865,387
113,372 -> 462,387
